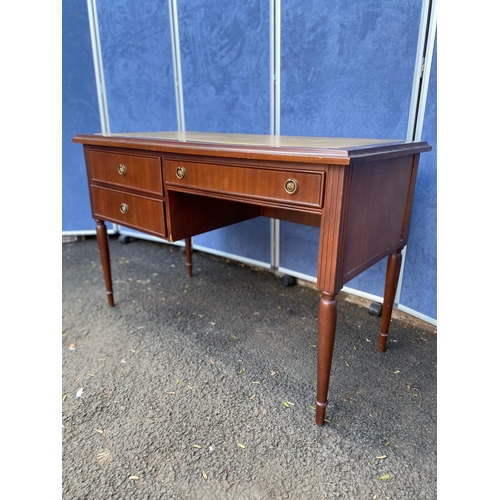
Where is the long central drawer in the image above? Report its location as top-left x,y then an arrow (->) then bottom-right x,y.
165,160 -> 325,209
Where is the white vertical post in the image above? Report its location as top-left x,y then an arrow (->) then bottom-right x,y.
86,0 -> 110,134
270,0 -> 281,269
413,1 -> 437,142
270,0 -> 281,137
168,0 -> 185,132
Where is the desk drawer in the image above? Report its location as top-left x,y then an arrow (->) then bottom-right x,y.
165,160 -> 324,208
88,149 -> 162,195
91,186 -> 166,238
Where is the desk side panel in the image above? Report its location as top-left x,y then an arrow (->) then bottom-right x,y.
342,155 -> 418,283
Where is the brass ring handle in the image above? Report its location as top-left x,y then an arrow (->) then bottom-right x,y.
117,164 -> 127,176
175,166 -> 186,180
284,178 -> 299,195
119,203 -> 129,215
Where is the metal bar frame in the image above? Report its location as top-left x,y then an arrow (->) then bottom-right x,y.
169,0 -> 185,132
270,0 -> 281,269
86,0 -> 110,135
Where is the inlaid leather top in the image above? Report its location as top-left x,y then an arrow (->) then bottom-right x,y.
74,131 -> 430,164
98,131 -> 403,150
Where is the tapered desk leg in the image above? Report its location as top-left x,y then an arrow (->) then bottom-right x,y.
315,292 -> 338,426
378,248 -> 403,352
185,237 -> 192,278
96,219 -> 114,307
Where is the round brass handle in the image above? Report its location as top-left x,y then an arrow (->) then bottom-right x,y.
117,164 -> 127,176
175,166 -> 186,180
119,203 -> 129,215
284,178 -> 299,195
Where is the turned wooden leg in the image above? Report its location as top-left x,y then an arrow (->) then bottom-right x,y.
95,219 -> 114,307
185,237 -> 192,278
315,292 -> 338,426
378,248 -> 403,352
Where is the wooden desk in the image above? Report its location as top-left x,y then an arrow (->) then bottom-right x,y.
73,131 -> 431,425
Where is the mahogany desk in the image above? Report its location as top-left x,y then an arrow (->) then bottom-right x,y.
73,131 -> 431,425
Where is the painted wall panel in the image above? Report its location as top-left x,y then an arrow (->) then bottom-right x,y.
177,0 -> 271,263
280,0 -> 422,138
96,0 -> 177,132
193,217 -> 271,265
178,0 -> 270,134
399,39 -> 437,320
279,0 -> 423,300
62,0 -> 102,232
279,222 -> 319,278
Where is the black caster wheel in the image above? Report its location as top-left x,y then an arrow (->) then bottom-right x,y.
118,235 -> 131,244
280,274 -> 296,287
368,302 -> 383,317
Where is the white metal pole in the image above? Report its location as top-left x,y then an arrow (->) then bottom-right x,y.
168,0 -> 185,132
86,0 -> 110,134
270,0 -> 281,269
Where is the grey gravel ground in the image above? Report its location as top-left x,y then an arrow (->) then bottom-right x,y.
62,235 -> 437,499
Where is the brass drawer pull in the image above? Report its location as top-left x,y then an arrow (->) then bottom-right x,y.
175,166 -> 186,180
117,163 -> 127,176
119,203 -> 129,215
284,178 -> 299,195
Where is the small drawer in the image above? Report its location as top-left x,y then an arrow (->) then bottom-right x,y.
88,149 -> 162,195
91,186 -> 166,238
165,160 -> 324,208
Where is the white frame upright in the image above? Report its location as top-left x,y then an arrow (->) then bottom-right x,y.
86,0 -> 110,135
169,0 -> 185,132
270,0 -> 282,269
